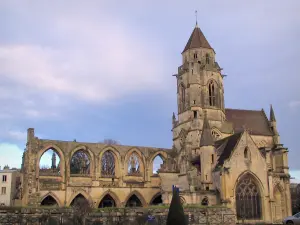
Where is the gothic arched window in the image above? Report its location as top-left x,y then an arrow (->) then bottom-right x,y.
244,147 -> 250,160
208,81 -> 216,107
128,152 -> 140,175
235,174 -> 262,220
101,151 -> 115,177
179,84 -> 185,113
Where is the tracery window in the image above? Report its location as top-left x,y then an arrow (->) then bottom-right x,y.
101,151 -> 115,177
128,152 -> 140,175
70,150 -> 90,175
208,80 -> 216,106
235,174 -> 261,220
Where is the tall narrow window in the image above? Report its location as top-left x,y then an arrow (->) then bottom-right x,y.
2,175 -> 7,182
211,154 -> 214,164
179,84 -> 185,113
209,81 -> 216,106
194,53 -> 197,59
244,147 -> 250,160
193,111 -> 197,119
206,54 -> 210,64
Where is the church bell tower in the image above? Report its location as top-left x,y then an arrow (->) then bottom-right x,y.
172,23 -> 225,152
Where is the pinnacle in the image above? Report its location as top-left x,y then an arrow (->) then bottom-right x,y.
200,112 -> 214,147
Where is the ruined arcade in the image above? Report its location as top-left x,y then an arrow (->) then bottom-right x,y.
20,23 -> 292,224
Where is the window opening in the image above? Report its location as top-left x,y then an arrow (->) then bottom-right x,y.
236,174 -> 261,219
208,81 -> 216,106
1,187 -> 6,195
193,111 -> 197,119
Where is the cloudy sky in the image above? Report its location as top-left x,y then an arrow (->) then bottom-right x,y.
0,1 -> 299,181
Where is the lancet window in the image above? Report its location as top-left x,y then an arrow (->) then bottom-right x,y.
179,84 -> 185,113
208,80 -> 216,107
101,151 -> 115,177
235,174 -> 262,220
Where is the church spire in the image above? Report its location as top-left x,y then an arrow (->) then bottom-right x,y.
270,104 -> 276,122
200,112 -> 214,147
182,23 -> 213,53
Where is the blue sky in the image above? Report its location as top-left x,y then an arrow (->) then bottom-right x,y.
0,1 -> 299,181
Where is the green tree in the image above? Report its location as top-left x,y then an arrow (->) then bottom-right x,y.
166,187 -> 187,225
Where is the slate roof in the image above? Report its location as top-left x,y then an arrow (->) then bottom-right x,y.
215,132 -> 243,167
225,108 -> 273,136
182,26 -> 213,53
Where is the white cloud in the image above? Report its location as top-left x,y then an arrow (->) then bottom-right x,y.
0,2 -> 167,120
0,143 -> 23,169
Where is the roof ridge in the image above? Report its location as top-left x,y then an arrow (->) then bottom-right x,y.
225,108 -> 263,112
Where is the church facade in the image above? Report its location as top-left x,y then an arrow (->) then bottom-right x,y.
19,24 -> 291,224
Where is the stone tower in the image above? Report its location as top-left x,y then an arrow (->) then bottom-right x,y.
172,23 -> 225,153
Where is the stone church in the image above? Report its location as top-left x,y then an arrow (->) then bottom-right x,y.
19,23 -> 291,223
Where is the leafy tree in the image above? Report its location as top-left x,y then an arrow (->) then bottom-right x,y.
71,197 -> 93,225
166,187 -> 187,225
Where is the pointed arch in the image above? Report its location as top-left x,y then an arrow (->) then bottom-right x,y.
40,192 -> 62,207
150,192 -> 163,205
234,172 -> 263,220
273,184 -> 286,221
97,190 -> 121,208
244,147 -> 251,160
124,190 -> 147,207
69,145 -> 95,176
36,144 -> 65,178
149,151 -> 167,175
208,79 -> 217,107
211,128 -> 222,140
180,196 -> 186,205
124,148 -> 146,176
99,147 -> 121,178
67,191 -> 92,207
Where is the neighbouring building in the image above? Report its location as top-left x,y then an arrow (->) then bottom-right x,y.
20,22 -> 292,224
0,167 -> 19,206
290,183 -> 300,214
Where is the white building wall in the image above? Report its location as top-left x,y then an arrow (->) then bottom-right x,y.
0,170 -> 17,206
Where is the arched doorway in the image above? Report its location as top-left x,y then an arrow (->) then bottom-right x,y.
99,194 -> 116,208
41,195 -> 58,206
70,194 -> 89,206
125,194 -> 143,207
274,186 -> 285,221
235,173 -> 262,220
150,194 -> 163,205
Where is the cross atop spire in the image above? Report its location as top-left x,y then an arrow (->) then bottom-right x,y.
195,10 -> 198,27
